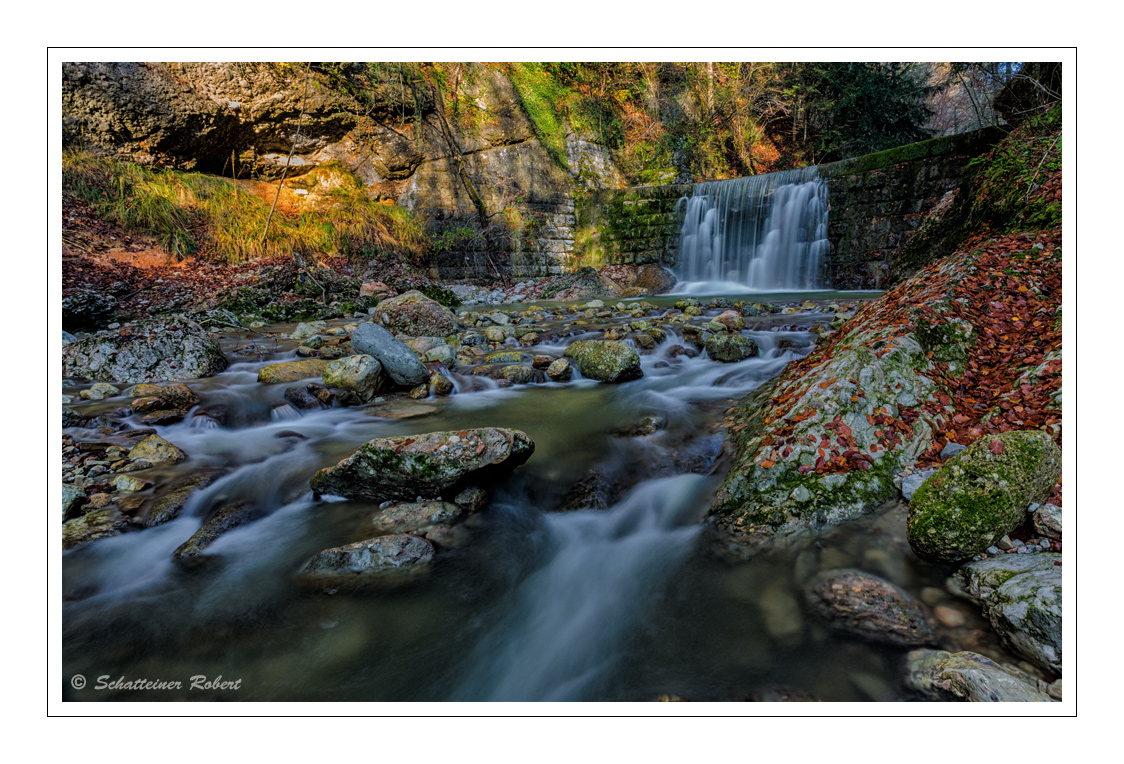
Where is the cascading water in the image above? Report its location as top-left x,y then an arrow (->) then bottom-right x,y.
676,167 -> 830,293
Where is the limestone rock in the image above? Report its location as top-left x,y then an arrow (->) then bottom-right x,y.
907,430 -> 1062,563
63,316 -> 227,384
366,500 -> 464,536
310,428 -> 534,502
804,569 -> 936,647
905,649 -> 1054,701
563,340 -> 642,383
62,289 -> 118,332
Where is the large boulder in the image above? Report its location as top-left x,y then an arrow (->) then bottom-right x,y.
907,430 -> 1062,563
369,290 -> 458,337
804,569 -> 936,647
950,553 -> 1062,674
905,649 -> 1054,702
634,264 -> 678,295
349,322 -> 430,387
297,534 -> 434,588
563,340 -> 643,383
310,428 -> 534,502
63,316 -> 228,384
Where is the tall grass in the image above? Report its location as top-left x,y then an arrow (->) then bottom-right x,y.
62,150 -> 429,264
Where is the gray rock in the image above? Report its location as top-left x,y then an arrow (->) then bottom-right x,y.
805,569 -> 936,647
63,316 -> 228,384
311,427 -> 534,502
62,289 -> 118,331
62,330 -> 78,347
349,322 -> 429,387
950,553 -> 1062,674
940,442 -> 967,459
80,382 -> 120,401
905,649 -> 1054,701
63,408 -> 85,428
1033,502 -> 1062,539
901,469 -> 937,501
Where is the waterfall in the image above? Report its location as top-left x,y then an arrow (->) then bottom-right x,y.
676,167 -> 830,292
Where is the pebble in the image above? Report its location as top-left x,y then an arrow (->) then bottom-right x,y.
934,605 -> 967,628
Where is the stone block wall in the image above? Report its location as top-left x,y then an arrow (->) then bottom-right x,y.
817,127 -> 1004,288
572,183 -> 690,270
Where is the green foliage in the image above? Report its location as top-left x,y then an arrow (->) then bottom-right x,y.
779,62 -> 936,163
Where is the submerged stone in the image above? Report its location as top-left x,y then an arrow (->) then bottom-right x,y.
172,502 -> 256,562
804,569 -> 936,647
297,534 -> 434,587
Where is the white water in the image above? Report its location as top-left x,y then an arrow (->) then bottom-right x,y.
676,168 -> 830,293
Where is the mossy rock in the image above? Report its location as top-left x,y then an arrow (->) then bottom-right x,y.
705,333 -> 759,362
563,340 -> 642,383
907,430 -> 1061,563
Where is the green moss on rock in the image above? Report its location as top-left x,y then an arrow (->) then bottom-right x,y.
907,430 -> 1061,563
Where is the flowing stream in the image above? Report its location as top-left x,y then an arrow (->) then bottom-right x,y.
62,294 -> 981,702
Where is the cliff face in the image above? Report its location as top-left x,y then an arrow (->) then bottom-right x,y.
62,62 -> 626,279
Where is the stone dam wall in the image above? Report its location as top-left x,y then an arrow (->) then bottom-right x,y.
569,126 -> 1004,289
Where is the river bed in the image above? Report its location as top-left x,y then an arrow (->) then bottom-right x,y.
61,292 -> 1008,702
